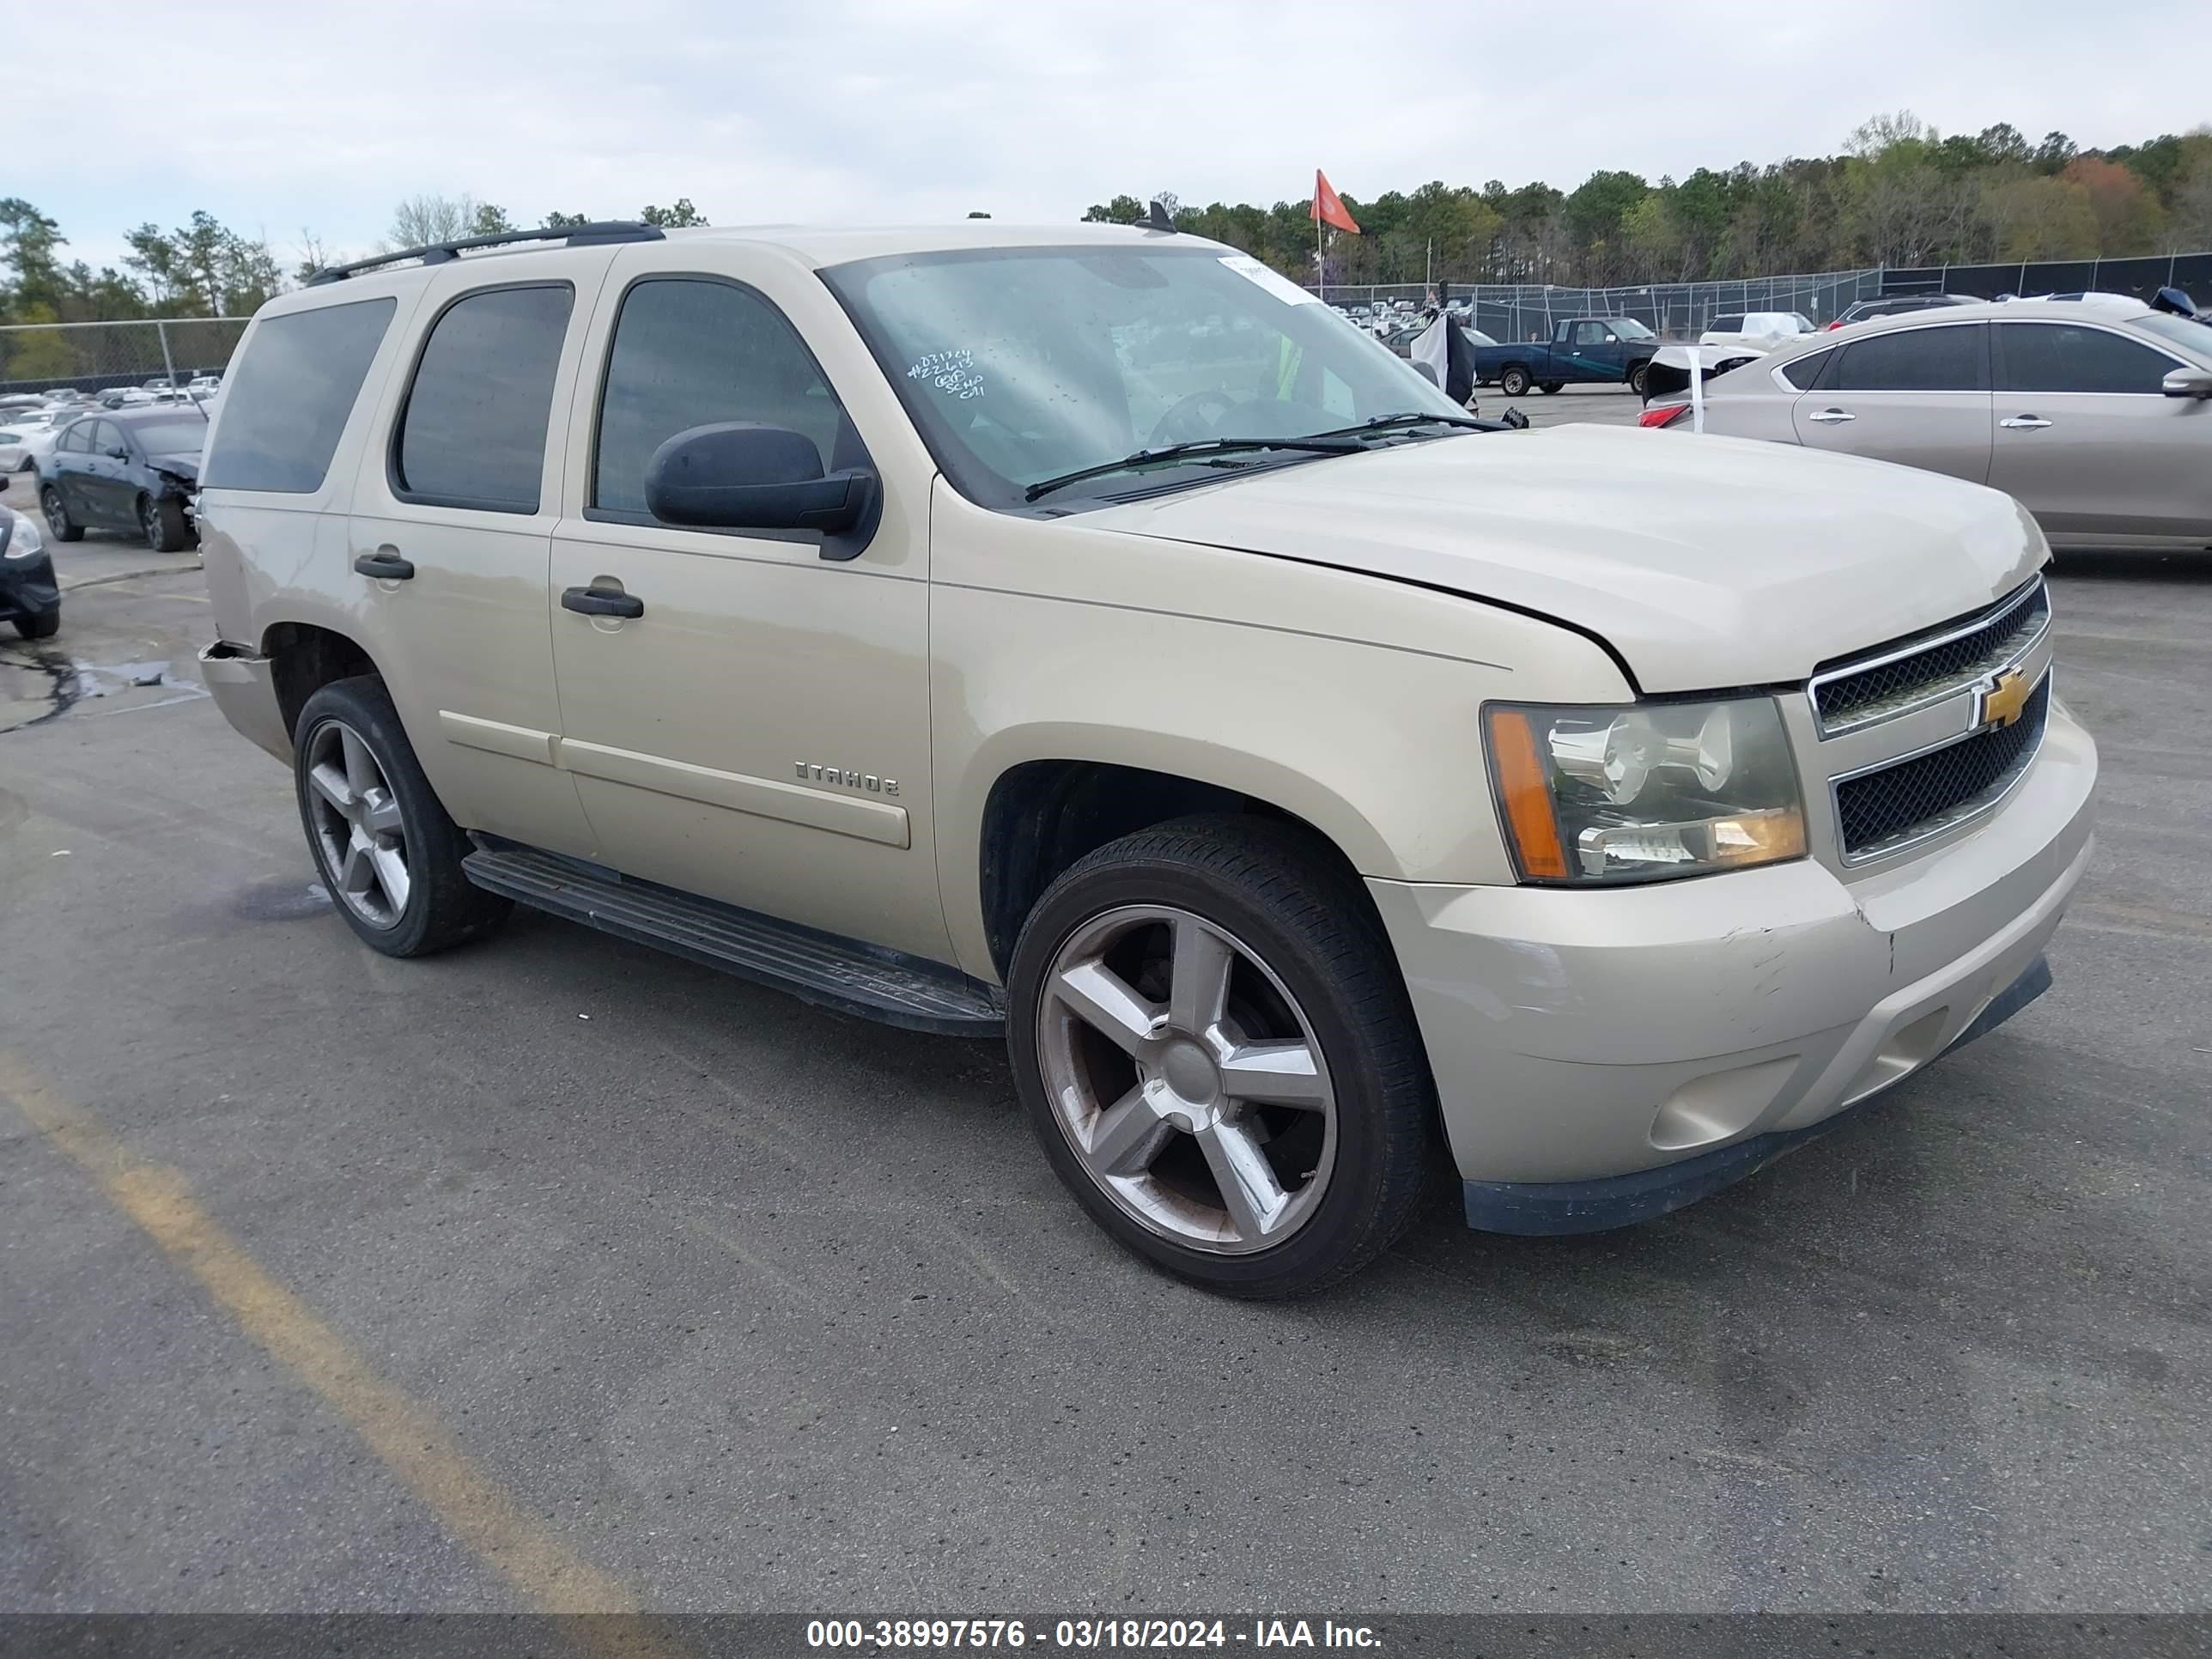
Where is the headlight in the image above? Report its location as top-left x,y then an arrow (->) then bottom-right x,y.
2,513 -> 43,561
1485,697 -> 1806,884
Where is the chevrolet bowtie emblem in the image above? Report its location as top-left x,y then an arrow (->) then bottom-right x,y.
1980,667 -> 2033,730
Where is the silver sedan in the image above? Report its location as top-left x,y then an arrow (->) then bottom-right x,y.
1647,298 -> 2212,550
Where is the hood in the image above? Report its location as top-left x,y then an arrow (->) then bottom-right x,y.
1082,424 -> 2044,691
148,452 -> 201,483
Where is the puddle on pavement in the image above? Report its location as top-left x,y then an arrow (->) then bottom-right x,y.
0,651 -> 205,732
233,878 -> 336,921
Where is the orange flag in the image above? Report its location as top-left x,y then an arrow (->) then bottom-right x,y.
1311,170 -> 1361,234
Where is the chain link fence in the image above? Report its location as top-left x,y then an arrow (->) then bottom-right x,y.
0,317 -> 249,395
1310,268 -> 1887,340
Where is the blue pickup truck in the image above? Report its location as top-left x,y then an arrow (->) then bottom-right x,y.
1471,316 -> 1661,397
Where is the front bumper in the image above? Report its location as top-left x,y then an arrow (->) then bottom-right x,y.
1366,702 -> 2097,1232
198,640 -> 291,763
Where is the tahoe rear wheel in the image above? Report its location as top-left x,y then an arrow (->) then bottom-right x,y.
1007,817 -> 1439,1297
293,676 -> 510,957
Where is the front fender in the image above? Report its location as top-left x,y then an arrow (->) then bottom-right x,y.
927,480 -> 1630,981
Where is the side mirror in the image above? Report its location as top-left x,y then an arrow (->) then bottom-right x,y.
642,422 -> 877,544
1407,360 -> 1440,387
2160,367 -> 2212,399
106,446 -> 129,459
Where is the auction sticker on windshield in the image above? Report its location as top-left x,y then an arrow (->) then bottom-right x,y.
1218,255 -> 1317,306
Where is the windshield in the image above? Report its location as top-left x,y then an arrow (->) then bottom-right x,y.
824,245 -> 1467,508
126,416 -> 209,455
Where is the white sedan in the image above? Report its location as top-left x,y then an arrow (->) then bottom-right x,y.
0,412 -> 65,475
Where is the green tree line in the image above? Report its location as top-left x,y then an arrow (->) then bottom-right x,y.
1086,113 -> 2212,287
0,192 -> 714,336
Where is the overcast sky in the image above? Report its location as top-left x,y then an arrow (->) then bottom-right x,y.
20,0 -> 2208,276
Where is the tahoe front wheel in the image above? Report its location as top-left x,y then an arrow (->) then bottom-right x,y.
1007,817 -> 1440,1297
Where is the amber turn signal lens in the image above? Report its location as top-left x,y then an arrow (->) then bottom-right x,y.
1486,708 -> 1570,879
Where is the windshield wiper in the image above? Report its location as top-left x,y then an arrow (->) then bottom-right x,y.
1294,410 -> 1489,441
1023,435 -> 1363,502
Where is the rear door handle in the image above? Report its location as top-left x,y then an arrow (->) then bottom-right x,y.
2000,414 -> 2053,430
1807,408 -> 1856,425
354,549 -> 416,580
562,586 -> 644,619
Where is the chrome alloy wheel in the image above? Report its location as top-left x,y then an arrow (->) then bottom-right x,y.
304,720 -> 410,929
1036,905 -> 1338,1254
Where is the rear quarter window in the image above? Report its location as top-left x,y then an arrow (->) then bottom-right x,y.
201,297 -> 396,493
1778,348 -> 1835,390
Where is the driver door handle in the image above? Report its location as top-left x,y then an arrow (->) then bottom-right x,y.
354,549 -> 416,580
1807,407 -> 1856,425
2000,414 -> 2053,430
562,586 -> 645,620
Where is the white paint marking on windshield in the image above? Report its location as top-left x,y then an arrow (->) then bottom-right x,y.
906,349 -> 984,399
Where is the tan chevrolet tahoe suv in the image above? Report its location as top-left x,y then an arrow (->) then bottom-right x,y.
196,220 -> 2097,1296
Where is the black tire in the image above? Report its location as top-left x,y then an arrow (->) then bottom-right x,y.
140,493 -> 191,553
13,610 -> 60,640
1006,815 -> 1442,1298
15,457 -> 33,473
1540,381 -> 1564,394
292,675 -> 510,958
40,485 -> 82,543
1626,361 -> 1650,398
1498,366 -> 1531,398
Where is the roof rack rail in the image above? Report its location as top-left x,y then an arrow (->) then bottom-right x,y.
305,222 -> 666,287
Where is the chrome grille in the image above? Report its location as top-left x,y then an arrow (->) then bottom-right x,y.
1833,678 -> 2051,861
1812,580 -> 2049,735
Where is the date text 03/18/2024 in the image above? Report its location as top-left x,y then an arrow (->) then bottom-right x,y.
805,1619 -> 1382,1650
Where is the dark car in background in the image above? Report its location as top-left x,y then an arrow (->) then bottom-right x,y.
40,406 -> 206,552
1,501 -> 61,639
1826,293 -> 1977,330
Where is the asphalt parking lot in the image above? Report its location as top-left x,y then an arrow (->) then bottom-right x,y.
2,442 -> 2208,1620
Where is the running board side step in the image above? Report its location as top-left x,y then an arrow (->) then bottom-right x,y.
461,844 -> 1004,1036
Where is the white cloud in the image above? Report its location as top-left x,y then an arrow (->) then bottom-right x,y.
21,0 -> 2206,274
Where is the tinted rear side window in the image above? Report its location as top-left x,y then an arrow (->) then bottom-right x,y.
592,277 -> 859,518
395,284 -> 573,512
201,297 -> 395,492
1708,315 -> 1745,333
1778,348 -> 1834,390
1997,323 -> 2178,393
1833,324 -> 1986,391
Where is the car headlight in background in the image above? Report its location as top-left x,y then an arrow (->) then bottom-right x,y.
1,512 -> 44,561
1485,697 -> 1805,884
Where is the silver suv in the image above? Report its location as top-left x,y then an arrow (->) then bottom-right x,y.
197,221 -> 2096,1296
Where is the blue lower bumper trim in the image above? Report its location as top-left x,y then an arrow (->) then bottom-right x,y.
1461,953 -> 2053,1237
